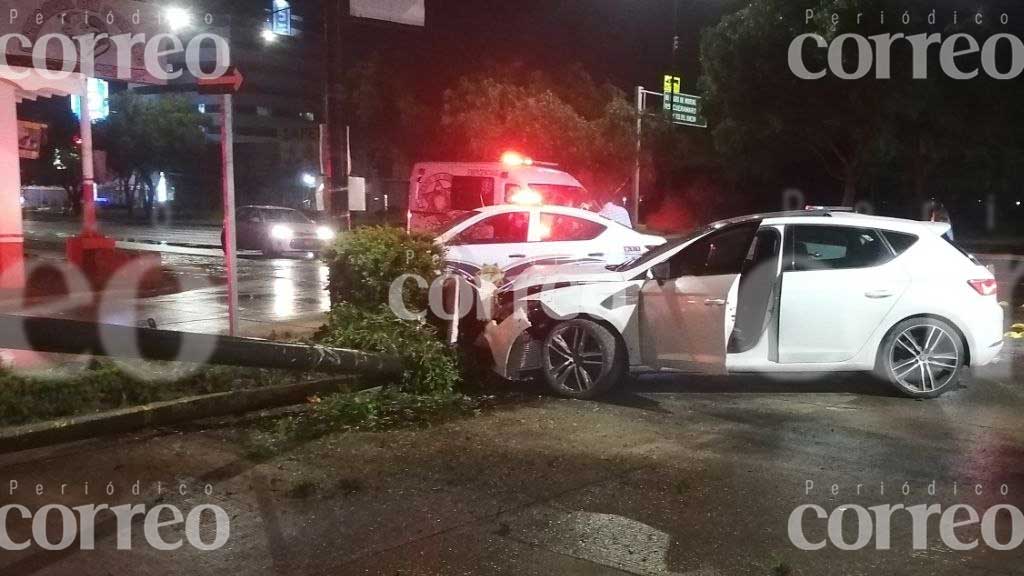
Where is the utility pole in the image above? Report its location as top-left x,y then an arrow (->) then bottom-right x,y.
198,68 -> 246,336
320,0 -> 335,217
79,88 -> 96,236
221,93 -> 238,336
322,0 -> 349,227
632,86 -> 644,226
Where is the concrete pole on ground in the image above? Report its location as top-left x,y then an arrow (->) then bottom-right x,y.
0,82 -> 24,289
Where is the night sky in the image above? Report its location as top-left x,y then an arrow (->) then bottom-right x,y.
350,0 -> 732,94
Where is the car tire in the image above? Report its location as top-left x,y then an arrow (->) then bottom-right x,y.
540,319 -> 624,399
875,317 -> 964,399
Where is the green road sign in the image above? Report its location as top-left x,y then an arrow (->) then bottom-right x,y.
662,92 -> 706,128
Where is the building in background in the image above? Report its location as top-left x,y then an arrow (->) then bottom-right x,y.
130,0 -> 324,212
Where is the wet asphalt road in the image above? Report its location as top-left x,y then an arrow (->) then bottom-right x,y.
1,351 -> 1022,575
9,246 -> 331,338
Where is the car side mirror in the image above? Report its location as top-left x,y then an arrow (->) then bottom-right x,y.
651,261 -> 671,282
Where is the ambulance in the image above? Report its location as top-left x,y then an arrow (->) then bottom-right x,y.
407,152 -> 590,234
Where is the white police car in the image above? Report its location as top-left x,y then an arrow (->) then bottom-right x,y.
435,204 -> 665,283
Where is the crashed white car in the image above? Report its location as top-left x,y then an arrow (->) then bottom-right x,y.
484,208 -> 1004,399
435,204 -> 665,283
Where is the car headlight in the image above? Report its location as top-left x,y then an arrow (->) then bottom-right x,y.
270,224 -> 294,240
316,226 -> 335,241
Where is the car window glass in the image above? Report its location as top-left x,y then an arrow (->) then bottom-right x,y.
536,213 -> 605,241
791,225 -> 891,271
668,222 -> 759,277
742,227 -> 782,274
881,231 -> 919,255
453,212 -> 529,245
262,210 -> 311,224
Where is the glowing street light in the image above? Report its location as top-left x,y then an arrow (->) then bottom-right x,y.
301,173 -> 317,187
164,6 -> 192,32
261,28 -> 278,43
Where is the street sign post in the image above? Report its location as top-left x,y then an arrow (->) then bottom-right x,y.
632,77 -> 708,226
661,74 -> 706,128
199,68 -> 245,336
663,92 -> 707,128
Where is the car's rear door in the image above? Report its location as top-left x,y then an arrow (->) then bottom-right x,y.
777,224 -> 909,363
639,221 -> 760,373
527,211 -> 609,263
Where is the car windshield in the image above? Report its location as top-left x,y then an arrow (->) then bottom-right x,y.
525,184 -> 587,206
608,225 -> 712,271
262,209 -> 312,224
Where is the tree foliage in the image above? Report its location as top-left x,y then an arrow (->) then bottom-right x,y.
95,93 -> 206,214
701,0 -> 1024,213
440,65 -> 637,194
27,105 -> 83,211
701,0 -> 892,206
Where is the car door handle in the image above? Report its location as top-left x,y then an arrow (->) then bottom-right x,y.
588,252 -> 604,257
509,254 -> 526,259
704,298 -> 726,306
864,290 -> 894,299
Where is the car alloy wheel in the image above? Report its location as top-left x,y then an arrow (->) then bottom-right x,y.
541,319 -> 623,399
884,319 -> 962,396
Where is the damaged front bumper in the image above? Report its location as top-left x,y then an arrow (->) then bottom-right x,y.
482,307 -> 541,380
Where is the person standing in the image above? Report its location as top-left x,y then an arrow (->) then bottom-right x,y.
928,200 -> 954,241
598,194 -> 633,228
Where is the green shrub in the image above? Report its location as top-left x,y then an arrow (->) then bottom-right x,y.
324,226 -> 443,311
0,363 -> 295,427
246,389 -> 480,454
316,303 -> 460,395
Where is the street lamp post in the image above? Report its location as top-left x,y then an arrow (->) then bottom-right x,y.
632,86 -> 644,226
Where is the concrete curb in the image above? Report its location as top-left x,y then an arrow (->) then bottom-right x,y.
0,377 -> 379,455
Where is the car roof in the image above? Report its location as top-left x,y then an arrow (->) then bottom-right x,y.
473,203 -> 591,216
709,209 -> 946,236
471,203 -> 630,226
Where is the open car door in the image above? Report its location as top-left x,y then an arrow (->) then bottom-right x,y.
640,221 -> 760,373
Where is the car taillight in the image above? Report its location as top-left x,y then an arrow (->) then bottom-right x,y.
968,279 -> 997,296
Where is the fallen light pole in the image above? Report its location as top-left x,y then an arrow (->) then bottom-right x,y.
0,315 -> 400,376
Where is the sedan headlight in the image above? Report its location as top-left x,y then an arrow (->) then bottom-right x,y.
270,224 -> 294,240
316,226 -> 336,241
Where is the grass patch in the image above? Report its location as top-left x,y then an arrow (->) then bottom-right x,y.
0,361 -> 318,427
286,479 -> 320,499
239,388 -> 483,459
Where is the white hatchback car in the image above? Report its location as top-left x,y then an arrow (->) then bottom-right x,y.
435,204 -> 665,282
484,209 -> 1004,399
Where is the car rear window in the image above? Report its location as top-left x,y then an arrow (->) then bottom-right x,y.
880,231 -> 919,255
536,213 -> 605,241
789,225 -> 891,271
